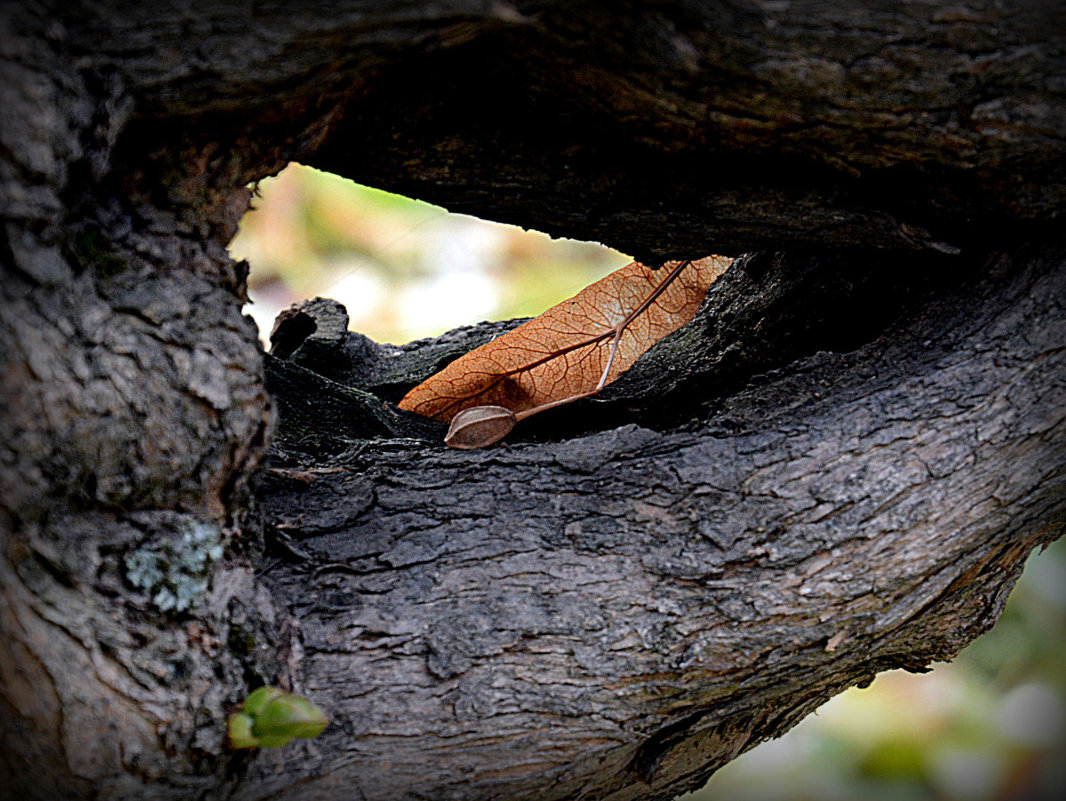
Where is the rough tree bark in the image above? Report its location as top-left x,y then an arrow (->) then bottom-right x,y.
1,2 -> 1063,800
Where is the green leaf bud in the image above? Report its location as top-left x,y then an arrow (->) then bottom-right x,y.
227,686 -> 329,749
253,693 -> 330,742
241,686 -> 284,718
227,712 -> 258,750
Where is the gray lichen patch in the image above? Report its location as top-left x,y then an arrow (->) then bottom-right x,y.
125,519 -> 224,612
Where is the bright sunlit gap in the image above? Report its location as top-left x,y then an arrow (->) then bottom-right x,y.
228,163 -> 631,345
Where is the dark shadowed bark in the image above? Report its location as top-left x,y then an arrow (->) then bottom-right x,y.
1,2 -> 1064,800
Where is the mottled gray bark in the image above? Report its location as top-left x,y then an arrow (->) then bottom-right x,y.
1,2 -> 1064,800
254,243 -> 1065,801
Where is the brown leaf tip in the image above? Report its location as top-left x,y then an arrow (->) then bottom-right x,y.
444,405 -> 517,450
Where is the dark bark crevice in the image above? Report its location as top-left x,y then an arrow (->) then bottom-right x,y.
273,244 -> 982,448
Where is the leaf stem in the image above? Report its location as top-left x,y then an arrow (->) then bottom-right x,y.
514,259 -> 693,422
596,258 -> 692,390
512,389 -> 600,422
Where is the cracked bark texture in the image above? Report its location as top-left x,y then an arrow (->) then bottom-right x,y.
1,2 -> 1064,800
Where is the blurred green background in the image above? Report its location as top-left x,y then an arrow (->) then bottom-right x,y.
230,163 -> 1065,801
231,163 -> 628,345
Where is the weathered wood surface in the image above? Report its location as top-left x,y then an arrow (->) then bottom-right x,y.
1,2 -> 1064,799
53,0 -> 1066,260
252,243 -> 1066,801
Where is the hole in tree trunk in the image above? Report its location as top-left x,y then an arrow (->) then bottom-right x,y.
228,163 -> 630,346
232,165 -> 975,452
268,309 -> 317,359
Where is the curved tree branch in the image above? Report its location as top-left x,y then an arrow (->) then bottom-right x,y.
253,242 -> 1065,800
1,2 -> 1064,800
77,0 -> 1066,259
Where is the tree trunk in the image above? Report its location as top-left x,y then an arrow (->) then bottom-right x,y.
1,2 -> 1063,800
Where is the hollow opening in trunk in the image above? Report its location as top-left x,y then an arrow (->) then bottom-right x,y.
236,166 -> 973,451
228,162 -> 630,347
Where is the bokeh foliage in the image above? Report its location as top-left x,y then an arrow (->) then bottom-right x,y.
230,164 -> 628,345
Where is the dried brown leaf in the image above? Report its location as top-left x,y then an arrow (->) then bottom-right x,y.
399,256 -> 731,422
